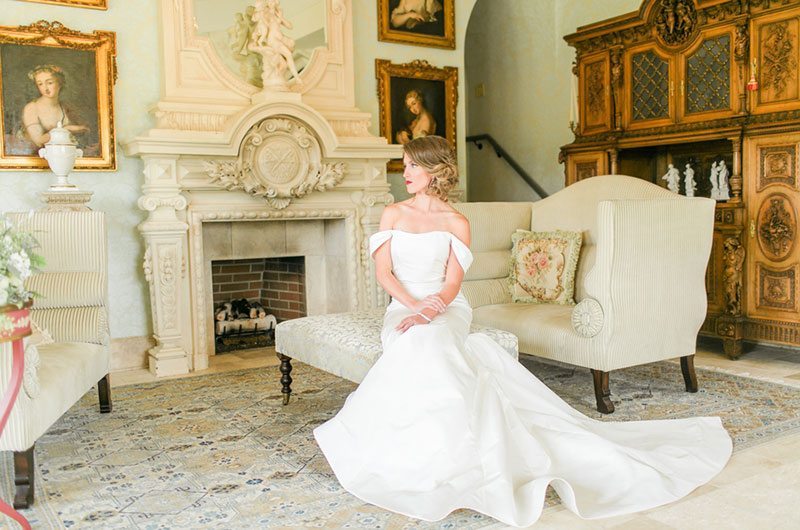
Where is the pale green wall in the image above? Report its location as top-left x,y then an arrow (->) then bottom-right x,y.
1,0 -> 476,344
353,0 -> 477,201
2,0 -> 161,339
465,0 -> 641,202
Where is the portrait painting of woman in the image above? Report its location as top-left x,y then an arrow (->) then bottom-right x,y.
394,89 -> 437,144
2,43 -> 99,159
390,0 -> 444,35
391,80 -> 445,149
377,58 -> 457,172
18,64 -> 93,154
378,0 -> 455,49
0,22 -> 115,170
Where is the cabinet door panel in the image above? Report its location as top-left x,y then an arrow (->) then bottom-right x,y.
680,27 -> 738,121
579,52 -> 612,135
745,134 -> 800,323
751,12 -> 800,114
624,44 -> 675,130
566,152 -> 608,186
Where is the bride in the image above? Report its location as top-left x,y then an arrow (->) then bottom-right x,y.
314,136 -> 732,527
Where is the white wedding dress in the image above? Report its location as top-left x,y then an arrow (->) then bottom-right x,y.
314,230 -> 732,527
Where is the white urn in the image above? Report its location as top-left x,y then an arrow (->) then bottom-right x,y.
38,122 -> 82,190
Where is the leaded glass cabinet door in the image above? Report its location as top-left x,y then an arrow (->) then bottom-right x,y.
679,27 -> 739,122
751,10 -> 800,115
579,51 -> 612,135
624,43 -> 675,130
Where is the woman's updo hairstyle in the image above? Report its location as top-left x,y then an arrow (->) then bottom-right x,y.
28,64 -> 66,88
403,135 -> 458,202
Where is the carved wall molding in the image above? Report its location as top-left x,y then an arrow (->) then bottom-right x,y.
723,236 -> 745,315
569,0 -> 749,56
757,194 -> 796,260
576,162 -> 599,180
154,110 -> 230,132
138,195 -> 188,213
762,20 -> 797,98
743,317 -> 800,345
361,192 -> 394,207
163,0 -> 353,105
756,263 -> 797,310
328,118 -> 372,138
758,144 -> 797,190
203,118 -> 346,209
734,23 -> 749,63
654,0 -> 699,48
586,62 -> 605,117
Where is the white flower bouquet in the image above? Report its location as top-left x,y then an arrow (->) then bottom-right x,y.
0,215 -> 44,308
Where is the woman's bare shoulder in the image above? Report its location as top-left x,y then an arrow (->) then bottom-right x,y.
378,202 -> 410,230
446,210 -> 470,244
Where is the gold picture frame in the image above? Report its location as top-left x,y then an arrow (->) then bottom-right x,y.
0,20 -> 117,171
376,59 -> 458,172
20,0 -> 108,10
378,0 -> 455,49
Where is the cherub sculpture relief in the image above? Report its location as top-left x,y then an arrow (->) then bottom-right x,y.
247,0 -> 302,91
229,7 -> 263,86
656,0 -> 696,46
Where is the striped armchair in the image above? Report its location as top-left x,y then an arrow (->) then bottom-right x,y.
0,210 -> 111,508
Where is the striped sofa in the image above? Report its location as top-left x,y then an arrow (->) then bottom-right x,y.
453,175 -> 715,413
0,210 -> 111,508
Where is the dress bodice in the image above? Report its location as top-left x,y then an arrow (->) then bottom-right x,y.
369,230 -> 473,300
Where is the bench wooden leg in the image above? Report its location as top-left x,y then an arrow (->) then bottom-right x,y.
13,446 -> 34,509
98,373 -> 112,413
680,355 -> 698,393
277,353 -> 293,405
591,369 -> 615,414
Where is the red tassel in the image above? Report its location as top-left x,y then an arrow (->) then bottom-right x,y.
747,59 -> 759,91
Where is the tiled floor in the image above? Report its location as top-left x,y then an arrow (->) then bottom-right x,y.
112,340 -> 800,529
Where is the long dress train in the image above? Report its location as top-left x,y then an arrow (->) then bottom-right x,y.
314,230 -> 732,527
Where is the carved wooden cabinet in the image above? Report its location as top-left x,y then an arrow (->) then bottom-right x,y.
562,0 -> 800,358
579,50 -> 613,135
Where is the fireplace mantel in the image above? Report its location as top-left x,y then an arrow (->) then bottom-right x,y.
124,0 -> 400,376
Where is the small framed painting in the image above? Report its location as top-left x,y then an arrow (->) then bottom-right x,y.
378,0 -> 455,49
20,0 -> 108,9
376,59 -> 458,172
0,20 -> 117,170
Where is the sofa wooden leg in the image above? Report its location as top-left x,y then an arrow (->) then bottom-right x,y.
98,373 -> 112,413
277,353 -> 293,405
13,446 -> 34,509
680,355 -> 699,393
591,369 -> 615,414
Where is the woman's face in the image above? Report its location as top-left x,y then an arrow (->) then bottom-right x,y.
406,96 -> 422,116
403,154 -> 432,194
34,71 -> 61,99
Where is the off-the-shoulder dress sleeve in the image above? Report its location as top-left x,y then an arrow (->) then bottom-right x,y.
369,230 -> 393,257
449,234 -> 473,272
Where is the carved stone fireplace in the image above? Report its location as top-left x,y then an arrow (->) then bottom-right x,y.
200,215 -> 353,359
125,0 -> 399,376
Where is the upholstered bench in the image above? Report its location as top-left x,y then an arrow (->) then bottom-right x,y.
274,309 -> 519,404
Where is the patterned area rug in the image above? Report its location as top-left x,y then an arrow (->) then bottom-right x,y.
3,357 -> 800,529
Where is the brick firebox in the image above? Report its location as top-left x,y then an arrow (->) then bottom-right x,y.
212,256 -> 306,321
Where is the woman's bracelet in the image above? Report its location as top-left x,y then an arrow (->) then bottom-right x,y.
416,312 -> 432,322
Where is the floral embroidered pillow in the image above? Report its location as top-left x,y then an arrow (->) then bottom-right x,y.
509,230 -> 582,305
